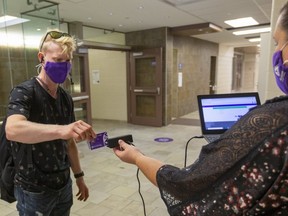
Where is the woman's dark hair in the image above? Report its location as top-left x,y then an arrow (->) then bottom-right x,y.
279,2 -> 288,35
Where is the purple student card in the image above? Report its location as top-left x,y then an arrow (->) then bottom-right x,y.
87,132 -> 108,150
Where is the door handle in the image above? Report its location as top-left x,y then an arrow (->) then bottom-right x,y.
134,89 -> 144,93
157,87 -> 160,95
133,89 -> 158,93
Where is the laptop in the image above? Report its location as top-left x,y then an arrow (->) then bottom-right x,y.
197,92 -> 261,143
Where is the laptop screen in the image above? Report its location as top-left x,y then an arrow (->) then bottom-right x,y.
197,92 -> 261,135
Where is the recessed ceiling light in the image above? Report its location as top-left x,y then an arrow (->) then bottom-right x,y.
164,0 -> 201,6
225,17 -> 258,28
0,15 -> 29,28
233,27 -> 271,35
66,0 -> 85,3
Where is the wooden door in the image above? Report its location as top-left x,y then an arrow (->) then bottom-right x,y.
128,48 -> 163,126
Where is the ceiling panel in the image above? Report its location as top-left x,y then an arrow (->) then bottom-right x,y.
35,0 -> 274,46
177,0 -> 271,28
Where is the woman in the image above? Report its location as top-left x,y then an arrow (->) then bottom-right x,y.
113,2 -> 288,216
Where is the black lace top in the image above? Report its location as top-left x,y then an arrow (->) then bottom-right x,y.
156,96 -> 288,215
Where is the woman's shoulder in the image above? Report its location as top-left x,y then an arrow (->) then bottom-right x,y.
264,95 -> 288,104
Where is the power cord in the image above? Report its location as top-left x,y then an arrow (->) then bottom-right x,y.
184,135 -> 204,168
136,168 -> 147,216
133,135 -> 204,216
127,141 -> 147,216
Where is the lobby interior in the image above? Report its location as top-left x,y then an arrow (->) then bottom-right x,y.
0,1 -> 286,215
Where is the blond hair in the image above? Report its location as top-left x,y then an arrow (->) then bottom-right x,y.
39,29 -> 76,59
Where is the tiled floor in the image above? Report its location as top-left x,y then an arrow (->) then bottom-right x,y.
0,112 -> 208,216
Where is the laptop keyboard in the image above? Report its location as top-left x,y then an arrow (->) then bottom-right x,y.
205,135 -> 220,143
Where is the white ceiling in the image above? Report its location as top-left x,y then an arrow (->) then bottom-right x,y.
1,0 -> 271,48
50,0 -> 272,48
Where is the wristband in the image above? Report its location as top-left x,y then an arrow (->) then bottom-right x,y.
74,171 -> 84,179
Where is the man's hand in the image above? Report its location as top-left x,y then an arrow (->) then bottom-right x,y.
75,177 -> 89,201
61,120 -> 96,142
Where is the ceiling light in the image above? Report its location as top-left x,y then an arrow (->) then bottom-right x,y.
163,0 -> 201,6
0,15 -> 29,28
233,27 -> 271,35
225,17 -> 258,28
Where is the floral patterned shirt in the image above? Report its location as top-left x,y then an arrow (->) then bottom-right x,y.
157,96 -> 288,215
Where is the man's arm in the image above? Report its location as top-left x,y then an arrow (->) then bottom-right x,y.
5,114 -> 96,144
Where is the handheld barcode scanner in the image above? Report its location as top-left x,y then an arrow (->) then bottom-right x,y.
106,134 -> 133,148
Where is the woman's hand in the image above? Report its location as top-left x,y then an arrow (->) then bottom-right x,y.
113,139 -> 164,186
113,140 -> 144,165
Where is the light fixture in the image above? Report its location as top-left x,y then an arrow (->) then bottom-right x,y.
233,27 -> 271,35
163,0 -> 200,6
0,15 -> 29,28
225,17 -> 259,28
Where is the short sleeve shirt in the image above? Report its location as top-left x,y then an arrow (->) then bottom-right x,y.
7,77 -> 75,190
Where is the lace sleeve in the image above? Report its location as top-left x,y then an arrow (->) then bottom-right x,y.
156,96 -> 288,215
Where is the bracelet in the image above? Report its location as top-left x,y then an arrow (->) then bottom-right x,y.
74,171 -> 84,179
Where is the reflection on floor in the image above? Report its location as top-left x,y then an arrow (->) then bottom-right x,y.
0,112 -> 207,216
171,118 -> 200,126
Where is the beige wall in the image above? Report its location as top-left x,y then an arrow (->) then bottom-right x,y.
84,27 -> 127,121
88,49 -> 127,121
216,45 -> 234,93
242,53 -> 259,92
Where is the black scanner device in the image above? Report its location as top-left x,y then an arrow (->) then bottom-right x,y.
106,134 -> 133,148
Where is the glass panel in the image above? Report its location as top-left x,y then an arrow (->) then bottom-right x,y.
83,26 -> 125,45
0,0 -> 59,122
22,3 -> 60,79
136,95 -> 156,117
135,57 -> 156,87
63,55 -> 86,94
74,101 -> 88,121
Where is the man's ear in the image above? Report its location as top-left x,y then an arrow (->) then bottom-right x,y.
37,52 -> 44,63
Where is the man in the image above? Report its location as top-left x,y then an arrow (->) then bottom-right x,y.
5,30 -> 96,215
